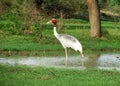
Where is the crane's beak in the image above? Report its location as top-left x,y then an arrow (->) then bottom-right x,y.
47,20 -> 52,24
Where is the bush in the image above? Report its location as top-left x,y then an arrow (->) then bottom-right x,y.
42,0 -> 87,18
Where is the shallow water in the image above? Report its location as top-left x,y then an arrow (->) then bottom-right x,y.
0,53 -> 120,70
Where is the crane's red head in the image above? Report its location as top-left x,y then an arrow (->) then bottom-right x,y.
51,19 -> 57,27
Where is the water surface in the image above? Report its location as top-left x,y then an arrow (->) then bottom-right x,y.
0,53 -> 120,70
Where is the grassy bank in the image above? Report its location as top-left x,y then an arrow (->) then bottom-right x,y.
0,19 -> 120,56
0,65 -> 120,86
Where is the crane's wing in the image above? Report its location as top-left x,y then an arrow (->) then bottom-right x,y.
59,34 -> 77,42
56,34 -> 82,52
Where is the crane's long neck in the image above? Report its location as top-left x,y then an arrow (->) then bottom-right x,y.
53,26 -> 59,38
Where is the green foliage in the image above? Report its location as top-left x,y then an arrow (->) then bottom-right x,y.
42,0 -> 87,18
99,0 -> 120,13
108,0 -> 120,7
0,0 -> 45,36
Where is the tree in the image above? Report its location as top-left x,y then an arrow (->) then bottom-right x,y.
87,0 -> 101,38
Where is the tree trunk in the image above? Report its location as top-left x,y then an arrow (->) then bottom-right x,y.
87,0 -> 101,37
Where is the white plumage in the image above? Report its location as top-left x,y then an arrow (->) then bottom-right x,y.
48,18 -> 84,66
54,27 -> 82,52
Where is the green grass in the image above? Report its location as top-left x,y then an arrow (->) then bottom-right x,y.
0,28 -> 120,51
0,19 -> 120,56
0,65 -> 120,86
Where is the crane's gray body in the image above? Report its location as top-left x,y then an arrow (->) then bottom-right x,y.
54,27 -> 82,53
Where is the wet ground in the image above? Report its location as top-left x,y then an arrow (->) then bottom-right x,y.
0,53 -> 120,71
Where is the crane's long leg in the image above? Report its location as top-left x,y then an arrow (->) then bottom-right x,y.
80,52 -> 84,69
65,48 -> 68,65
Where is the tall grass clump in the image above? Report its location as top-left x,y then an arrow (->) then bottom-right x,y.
0,0 -> 45,35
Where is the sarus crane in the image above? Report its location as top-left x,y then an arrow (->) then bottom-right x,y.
47,18 -> 84,67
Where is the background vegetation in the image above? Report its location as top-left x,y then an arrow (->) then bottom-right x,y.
0,0 -> 120,56
0,1 -> 120,86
